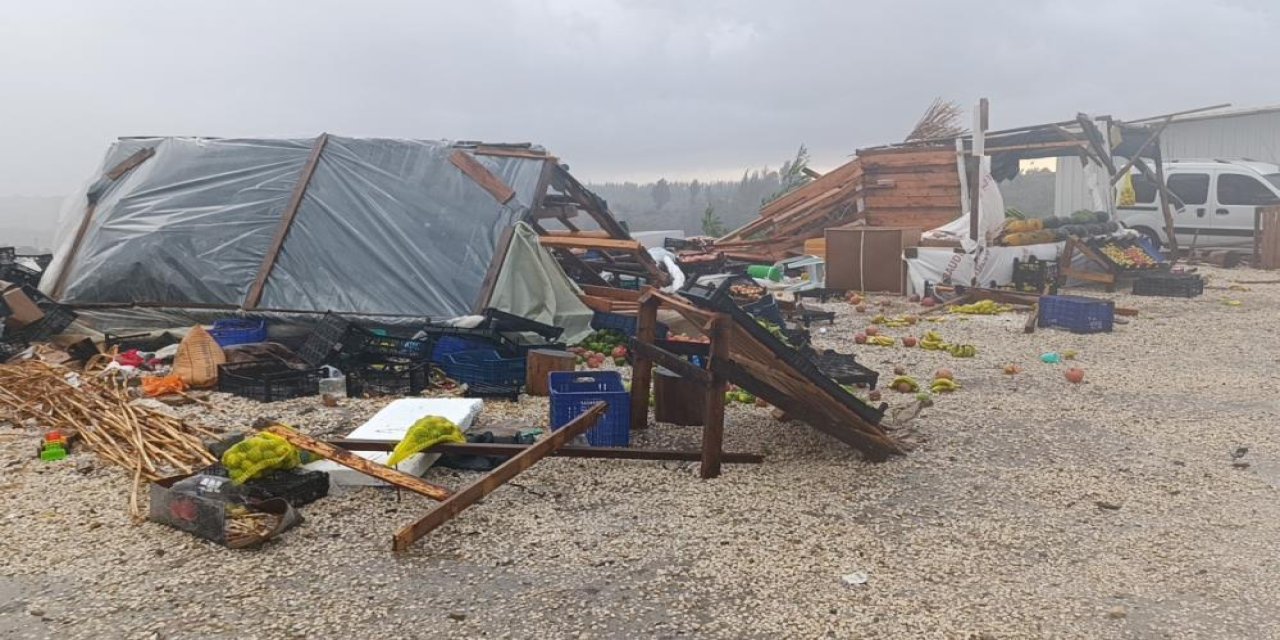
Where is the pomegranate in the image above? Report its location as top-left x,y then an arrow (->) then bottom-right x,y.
865,326 -> 880,337
1065,367 -> 1085,384
902,336 -> 918,348
854,333 -> 868,345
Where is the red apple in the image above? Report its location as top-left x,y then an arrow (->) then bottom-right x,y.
902,336 -> 918,348
865,326 -> 880,337
611,345 -> 628,359
1065,367 -> 1085,384
854,333 -> 867,344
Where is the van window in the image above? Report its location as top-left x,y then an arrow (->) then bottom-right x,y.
1131,174 -> 1156,203
1217,173 -> 1279,205
1167,173 -> 1209,205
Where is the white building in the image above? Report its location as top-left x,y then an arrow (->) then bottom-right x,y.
1054,105 -> 1280,215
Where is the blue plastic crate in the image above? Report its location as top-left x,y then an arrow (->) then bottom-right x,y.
432,335 -> 502,360
1038,295 -> 1114,334
209,319 -> 267,347
549,371 -> 630,447
440,349 -> 525,387
590,311 -> 670,340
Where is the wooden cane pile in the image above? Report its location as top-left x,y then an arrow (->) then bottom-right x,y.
0,360 -> 219,516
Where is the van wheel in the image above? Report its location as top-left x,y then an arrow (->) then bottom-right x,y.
1133,226 -> 1162,250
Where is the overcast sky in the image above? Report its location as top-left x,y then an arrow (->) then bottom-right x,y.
2,0 -> 1278,196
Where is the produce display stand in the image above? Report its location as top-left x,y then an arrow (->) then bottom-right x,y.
1057,236 -> 1167,293
629,287 -> 903,479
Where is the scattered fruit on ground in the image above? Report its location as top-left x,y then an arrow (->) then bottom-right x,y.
1003,364 -> 1022,375
868,390 -> 882,402
867,335 -> 895,347
948,344 -> 977,358
920,330 -> 947,351
1065,367 -> 1085,384
933,368 -> 954,381
893,365 -> 907,375
890,376 -> 919,393
915,392 -> 934,407
1062,350 -> 1077,360
902,336 -> 918,348
908,294 -> 921,303
865,326 -> 880,337
855,304 -> 867,313
950,299 -> 1013,315
854,333 -> 867,344
921,297 -> 938,307
930,378 -> 960,393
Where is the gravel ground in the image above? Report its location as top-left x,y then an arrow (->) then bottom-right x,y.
3,267 -> 1280,639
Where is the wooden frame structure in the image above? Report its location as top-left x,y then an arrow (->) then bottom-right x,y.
628,288 -> 904,479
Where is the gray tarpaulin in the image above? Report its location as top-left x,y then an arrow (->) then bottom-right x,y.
44,136 -> 564,329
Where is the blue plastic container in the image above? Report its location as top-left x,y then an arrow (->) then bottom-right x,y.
209,319 -> 268,347
432,335 -> 501,361
590,311 -> 670,340
1038,295 -> 1114,334
549,371 -> 631,447
440,349 -> 525,387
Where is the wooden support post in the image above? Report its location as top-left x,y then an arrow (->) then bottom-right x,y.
654,367 -> 706,426
1152,157 -> 1180,263
246,134 -> 329,308
264,425 -> 452,501
700,314 -> 730,479
630,292 -> 659,432
392,402 -> 607,551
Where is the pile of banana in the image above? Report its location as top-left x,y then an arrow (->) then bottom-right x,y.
948,344 -> 977,358
890,376 -> 920,393
949,299 -> 1013,315
920,330 -> 947,351
870,314 -> 918,328
930,377 -> 961,393
866,335 -> 895,347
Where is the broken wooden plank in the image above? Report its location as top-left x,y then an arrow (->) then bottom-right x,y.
333,440 -> 764,464
392,402 -> 607,551
628,340 -> 713,385
264,425 -> 452,501
450,149 -> 516,204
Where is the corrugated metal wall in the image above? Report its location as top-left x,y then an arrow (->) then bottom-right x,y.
1054,110 -> 1280,214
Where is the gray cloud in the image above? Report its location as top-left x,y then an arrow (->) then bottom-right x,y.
1,0 -> 1277,195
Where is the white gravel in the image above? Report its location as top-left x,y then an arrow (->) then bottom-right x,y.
3,267 -> 1280,639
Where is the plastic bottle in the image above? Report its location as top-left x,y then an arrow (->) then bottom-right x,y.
318,366 -> 347,399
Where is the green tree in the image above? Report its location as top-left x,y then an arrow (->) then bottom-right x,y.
651,178 -> 672,210
763,144 -> 812,205
700,205 -> 726,237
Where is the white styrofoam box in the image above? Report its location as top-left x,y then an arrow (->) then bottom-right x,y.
303,398 -> 483,487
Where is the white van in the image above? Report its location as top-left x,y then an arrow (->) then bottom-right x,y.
1117,160 -> 1280,248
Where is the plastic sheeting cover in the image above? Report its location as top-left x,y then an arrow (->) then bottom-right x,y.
486,222 -> 593,344
49,136 -> 550,320
259,138 -> 545,317
53,137 -> 314,305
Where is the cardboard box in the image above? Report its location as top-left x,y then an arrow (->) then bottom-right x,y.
824,227 -> 921,294
0,280 -> 43,328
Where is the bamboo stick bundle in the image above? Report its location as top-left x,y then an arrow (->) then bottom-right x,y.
0,360 -> 220,516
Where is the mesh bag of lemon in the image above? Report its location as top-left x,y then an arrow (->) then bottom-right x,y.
221,432 -> 303,484
387,416 -> 466,467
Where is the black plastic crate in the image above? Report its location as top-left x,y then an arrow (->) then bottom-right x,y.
296,312 -> 355,366
794,288 -> 841,303
1132,273 -> 1204,298
4,304 -> 77,343
810,350 -> 879,389
348,329 -> 433,362
794,308 -> 836,327
482,308 -> 565,342
204,465 -> 330,507
1012,256 -> 1059,294
462,382 -> 521,402
0,263 -> 41,288
217,361 -> 323,402
346,358 -> 428,397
